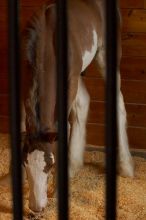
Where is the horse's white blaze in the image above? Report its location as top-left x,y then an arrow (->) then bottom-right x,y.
81,30 -> 98,72
25,150 -> 48,211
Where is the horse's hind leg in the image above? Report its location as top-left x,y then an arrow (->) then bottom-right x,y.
95,47 -> 134,177
69,78 -> 90,178
117,75 -> 134,177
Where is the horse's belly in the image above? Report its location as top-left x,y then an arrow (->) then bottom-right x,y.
81,30 -> 98,72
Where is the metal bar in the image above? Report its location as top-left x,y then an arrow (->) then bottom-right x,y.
8,0 -> 23,219
56,0 -> 69,219
105,0 -> 118,219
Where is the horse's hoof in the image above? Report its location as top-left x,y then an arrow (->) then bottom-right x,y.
119,158 -> 135,178
69,165 -> 81,178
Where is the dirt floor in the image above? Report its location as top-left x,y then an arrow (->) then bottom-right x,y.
0,133 -> 146,220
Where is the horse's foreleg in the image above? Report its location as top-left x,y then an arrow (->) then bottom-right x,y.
69,78 -> 90,178
95,48 -> 134,177
117,75 -> 134,177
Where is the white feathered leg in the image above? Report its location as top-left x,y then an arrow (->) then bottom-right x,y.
117,75 -> 134,177
69,78 -> 90,178
95,47 -> 134,177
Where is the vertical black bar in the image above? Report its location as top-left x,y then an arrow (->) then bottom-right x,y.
8,0 -> 23,219
56,0 -> 68,220
105,0 -> 118,219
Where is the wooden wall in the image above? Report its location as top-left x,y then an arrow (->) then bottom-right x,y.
0,0 -> 146,149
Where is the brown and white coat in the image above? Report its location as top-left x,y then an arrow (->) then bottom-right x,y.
21,0 -> 134,212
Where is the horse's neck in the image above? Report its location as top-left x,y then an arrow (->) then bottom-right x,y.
39,67 -> 57,132
39,34 -> 57,132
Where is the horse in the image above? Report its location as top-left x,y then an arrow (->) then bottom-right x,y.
21,0 -> 134,212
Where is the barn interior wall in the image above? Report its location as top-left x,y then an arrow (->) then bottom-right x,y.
0,0 -> 146,149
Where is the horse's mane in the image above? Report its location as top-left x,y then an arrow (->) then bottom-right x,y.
23,4 -> 47,66
21,4 -> 48,132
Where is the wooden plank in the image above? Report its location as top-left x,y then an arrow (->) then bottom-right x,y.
0,37 -> 8,51
87,124 -> 146,149
21,0 -> 46,6
88,101 -> 146,127
128,126 -> 146,149
122,33 -> 146,57
120,57 -> 146,80
126,103 -> 146,127
0,0 -> 144,8
83,78 -> 105,102
0,95 -> 9,116
120,0 -> 144,9
0,78 -> 8,95
83,77 -> 146,104
87,124 -> 105,147
0,116 -> 9,133
88,101 -> 105,125
0,51 -> 8,77
122,80 -> 146,104
0,7 -> 8,52
0,7 -> 7,25
144,0 -> 146,9
21,0 -> 55,7
85,57 -> 146,80
0,0 -> 45,7
122,9 -> 146,33
84,61 -> 101,78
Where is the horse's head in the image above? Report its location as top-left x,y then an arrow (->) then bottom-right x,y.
23,132 -> 57,212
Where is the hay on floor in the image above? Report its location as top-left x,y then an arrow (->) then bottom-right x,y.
0,134 -> 146,219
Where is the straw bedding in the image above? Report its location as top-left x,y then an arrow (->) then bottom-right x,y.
0,134 -> 146,219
